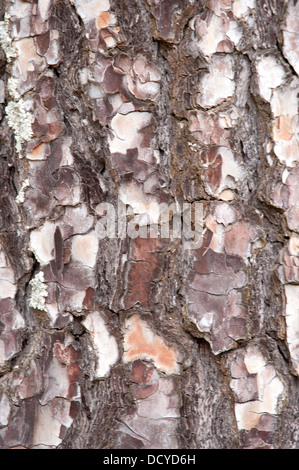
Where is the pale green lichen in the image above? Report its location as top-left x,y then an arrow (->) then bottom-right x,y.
15,178 -> 30,204
0,15 -> 33,156
29,272 -> 48,311
0,14 -> 17,62
7,77 -> 20,100
6,99 -> 33,154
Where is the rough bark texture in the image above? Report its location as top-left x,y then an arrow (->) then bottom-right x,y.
0,0 -> 299,449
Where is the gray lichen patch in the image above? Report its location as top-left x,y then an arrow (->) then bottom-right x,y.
29,272 -> 48,311
0,14 -> 34,156
0,14 -> 17,62
5,98 -> 33,155
7,77 -> 20,100
15,178 -> 30,204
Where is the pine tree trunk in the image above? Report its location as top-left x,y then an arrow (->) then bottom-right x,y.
0,0 -> 298,449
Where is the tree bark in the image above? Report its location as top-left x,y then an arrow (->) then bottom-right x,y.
0,0 -> 298,449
